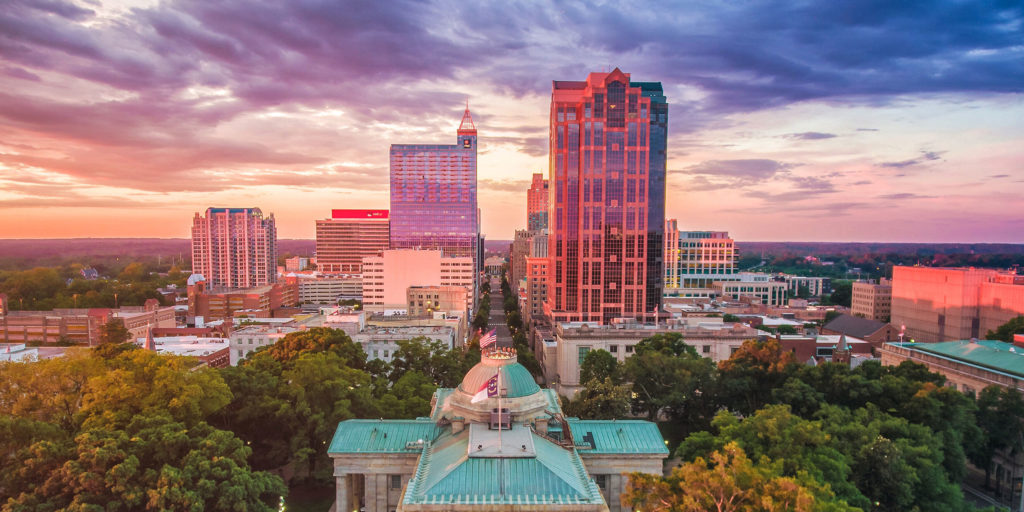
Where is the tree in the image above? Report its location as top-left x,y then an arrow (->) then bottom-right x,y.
972,385 -> 1024,489
634,332 -> 698,358
263,327 -> 366,367
623,442 -> 852,512
4,413 -> 285,511
98,318 -> 131,345
717,338 -> 796,415
623,338 -> 718,429
825,281 -> 852,307
389,337 -> 475,388
579,349 -> 620,385
986,315 -> 1024,342
562,377 -> 631,419
677,406 -> 866,509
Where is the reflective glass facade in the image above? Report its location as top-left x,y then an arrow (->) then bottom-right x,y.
547,69 -> 667,324
389,111 -> 479,273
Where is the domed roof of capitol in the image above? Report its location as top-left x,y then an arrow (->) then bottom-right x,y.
458,348 -> 540,399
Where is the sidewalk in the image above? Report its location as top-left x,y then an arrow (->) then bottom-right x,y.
963,463 -> 1014,511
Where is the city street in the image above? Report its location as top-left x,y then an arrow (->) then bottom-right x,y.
486,277 -> 514,349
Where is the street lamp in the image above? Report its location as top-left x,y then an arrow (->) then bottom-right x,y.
113,293 -> 118,309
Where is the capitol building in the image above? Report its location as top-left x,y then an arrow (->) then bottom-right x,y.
328,348 -> 668,511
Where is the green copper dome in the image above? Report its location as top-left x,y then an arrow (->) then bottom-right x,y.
459,358 -> 540,398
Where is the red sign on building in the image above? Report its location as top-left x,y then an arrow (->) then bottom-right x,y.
331,209 -> 389,219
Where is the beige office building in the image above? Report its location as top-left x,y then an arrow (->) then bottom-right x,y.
852,278 -> 892,322
550,319 -> 762,397
406,285 -> 469,318
713,273 -> 788,306
664,221 -> 739,299
361,250 -> 474,313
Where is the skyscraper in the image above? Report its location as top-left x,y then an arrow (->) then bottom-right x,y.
527,172 -> 549,231
389,107 -> 479,273
191,207 -> 277,290
315,209 -> 390,274
546,69 -> 667,324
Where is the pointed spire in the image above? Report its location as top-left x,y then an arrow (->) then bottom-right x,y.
458,100 -> 476,135
837,333 -> 848,351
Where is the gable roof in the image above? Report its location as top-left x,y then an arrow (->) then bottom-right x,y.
567,420 -> 670,455
328,419 -> 440,454
403,427 -> 604,507
824,314 -> 888,338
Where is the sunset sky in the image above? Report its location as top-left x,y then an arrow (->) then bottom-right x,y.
0,0 -> 1021,242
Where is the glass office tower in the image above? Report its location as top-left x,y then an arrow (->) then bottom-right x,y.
389,107 -> 479,272
546,69 -> 667,324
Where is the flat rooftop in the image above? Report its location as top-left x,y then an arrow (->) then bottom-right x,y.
891,340 -> 1024,378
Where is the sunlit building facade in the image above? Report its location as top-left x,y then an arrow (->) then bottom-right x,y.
191,207 -> 277,290
315,209 -> 390,274
389,108 -> 479,274
527,172 -> 549,231
547,69 -> 667,324
663,220 -> 738,299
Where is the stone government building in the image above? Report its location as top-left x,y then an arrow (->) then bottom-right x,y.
328,348 -> 668,511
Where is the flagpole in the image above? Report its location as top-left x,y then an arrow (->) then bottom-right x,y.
497,358 -> 503,452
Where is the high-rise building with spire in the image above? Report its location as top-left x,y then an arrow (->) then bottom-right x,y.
389,105 -> 480,275
546,69 -> 667,325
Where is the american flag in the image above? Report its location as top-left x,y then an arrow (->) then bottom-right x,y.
480,328 -> 497,348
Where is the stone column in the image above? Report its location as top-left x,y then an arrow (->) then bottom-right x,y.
335,474 -> 348,512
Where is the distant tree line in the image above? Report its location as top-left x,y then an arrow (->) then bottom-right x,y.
0,263 -> 186,311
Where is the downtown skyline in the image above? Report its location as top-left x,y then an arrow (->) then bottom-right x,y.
0,0 -> 1022,242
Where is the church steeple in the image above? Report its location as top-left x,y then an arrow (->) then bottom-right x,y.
458,100 -> 476,136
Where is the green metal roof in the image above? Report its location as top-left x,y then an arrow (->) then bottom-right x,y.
403,428 -> 604,506
328,419 -> 441,454
458,361 -> 541,398
567,419 -> 670,455
893,340 -> 1024,379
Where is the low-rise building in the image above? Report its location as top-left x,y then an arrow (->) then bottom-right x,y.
188,277 -> 299,323
712,273 -> 788,306
0,343 -> 40,362
136,335 -> 231,368
361,250 -> 474,314
298,275 -> 363,304
484,255 -> 506,277
821,313 -> 898,349
852,278 -> 892,322
405,285 -> 468,319
351,325 -> 455,362
663,224 -> 738,299
551,319 -> 763,396
0,299 -> 174,346
782,275 -> 829,298
778,333 -> 873,363
229,324 -> 302,365
366,312 -> 467,349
